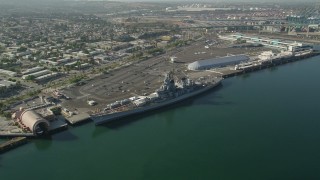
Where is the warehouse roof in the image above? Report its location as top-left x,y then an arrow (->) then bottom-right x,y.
188,54 -> 249,70
0,80 -> 16,87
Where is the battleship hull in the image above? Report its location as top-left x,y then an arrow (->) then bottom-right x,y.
91,79 -> 222,125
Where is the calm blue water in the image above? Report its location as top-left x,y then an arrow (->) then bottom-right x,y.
1,56 -> 320,180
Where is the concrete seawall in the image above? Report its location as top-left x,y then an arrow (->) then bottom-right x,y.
222,52 -> 320,78
0,137 -> 28,154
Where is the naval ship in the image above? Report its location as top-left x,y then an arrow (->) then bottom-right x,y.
90,72 -> 222,125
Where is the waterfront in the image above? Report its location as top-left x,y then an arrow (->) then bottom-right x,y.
1,56 -> 320,179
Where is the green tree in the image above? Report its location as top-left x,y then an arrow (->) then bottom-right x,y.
0,45 -> 5,53
50,67 -> 58,72
25,75 -> 35,81
17,47 -> 27,52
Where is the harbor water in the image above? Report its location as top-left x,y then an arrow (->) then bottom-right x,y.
1,56 -> 320,179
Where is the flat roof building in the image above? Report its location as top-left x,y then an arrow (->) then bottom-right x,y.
0,69 -> 17,77
0,79 -> 16,88
22,66 -> 45,75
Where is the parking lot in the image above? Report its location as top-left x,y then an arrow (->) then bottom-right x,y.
61,35 -> 267,112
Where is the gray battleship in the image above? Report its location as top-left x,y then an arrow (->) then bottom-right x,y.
90,72 -> 222,125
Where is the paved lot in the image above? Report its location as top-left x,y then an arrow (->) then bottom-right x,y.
0,117 -> 23,136
61,35 -> 267,112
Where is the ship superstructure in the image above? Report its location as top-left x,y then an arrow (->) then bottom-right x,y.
90,72 -> 222,125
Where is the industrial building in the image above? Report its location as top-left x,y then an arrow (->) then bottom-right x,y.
39,59 -> 59,66
13,109 -> 49,136
57,58 -> 73,64
188,55 -> 249,70
22,70 -> 51,80
219,34 -> 312,51
35,72 -> 59,82
0,79 -> 16,88
65,61 -> 78,67
0,69 -> 17,77
22,66 -> 45,75
75,63 -> 91,69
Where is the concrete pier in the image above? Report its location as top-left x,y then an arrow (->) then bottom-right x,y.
48,117 -> 68,134
220,52 -> 320,78
64,112 -> 91,125
0,137 -> 28,154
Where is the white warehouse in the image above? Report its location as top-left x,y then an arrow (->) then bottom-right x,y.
22,70 -> 51,80
0,69 -> 17,77
188,55 -> 249,70
22,66 -> 45,75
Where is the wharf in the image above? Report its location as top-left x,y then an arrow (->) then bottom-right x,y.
0,132 -> 34,137
48,117 -> 68,134
220,52 -> 320,78
64,112 -> 91,125
0,137 -> 28,154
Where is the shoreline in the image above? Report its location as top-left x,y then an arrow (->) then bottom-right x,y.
0,52 -> 319,154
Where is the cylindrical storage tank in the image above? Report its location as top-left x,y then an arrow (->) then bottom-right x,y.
19,110 -> 49,136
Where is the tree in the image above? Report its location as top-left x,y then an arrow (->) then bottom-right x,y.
116,35 -> 135,42
0,45 -> 5,53
17,47 -> 27,52
8,78 -> 16,82
76,61 -> 81,71
83,49 -> 89,54
51,67 -> 58,72
2,111 -> 11,119
50,107 -> 61,115
16,81 -> 21,87
25,75 -> 35,81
